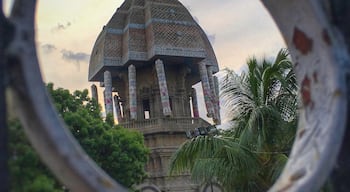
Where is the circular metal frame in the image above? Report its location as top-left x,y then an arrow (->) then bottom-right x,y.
262,1 -> 349,191
2,0 -> 349,191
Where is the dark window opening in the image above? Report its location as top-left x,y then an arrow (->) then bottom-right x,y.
143,99 -> 150,119
169,97 -> 173,110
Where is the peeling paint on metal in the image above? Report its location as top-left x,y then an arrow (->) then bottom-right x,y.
301,76 -> 313,107
293,27 -> 313,55
322,29 -> 332,45
276,182 -> 293,192
290,168 -> 306,181
299,128 -> 306,138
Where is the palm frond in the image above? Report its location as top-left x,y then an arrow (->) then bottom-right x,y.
169,136 -> 230,175
267,154 -> 288,183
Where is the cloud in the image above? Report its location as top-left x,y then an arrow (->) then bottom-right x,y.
52,22 -> 72,32
61,49 -> 90,71
61,49 -> 90,63
41,43 -> 57,54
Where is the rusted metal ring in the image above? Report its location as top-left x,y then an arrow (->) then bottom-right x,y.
262,1 -> 349,191
4,0 -> 349,191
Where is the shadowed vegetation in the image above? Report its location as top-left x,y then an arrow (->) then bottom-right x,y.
170,49 -> 298,191
9,84 -> 149,191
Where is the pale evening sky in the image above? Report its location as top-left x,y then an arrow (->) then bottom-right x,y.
3,0 -> 285,124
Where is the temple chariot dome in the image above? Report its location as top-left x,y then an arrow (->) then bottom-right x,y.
89,0 -> 221,191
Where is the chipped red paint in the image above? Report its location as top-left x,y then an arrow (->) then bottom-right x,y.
293,27 -> 313,55
299,128 -> 306,138
301,76 -> 312,107
322,29 -> 332,45
290,169 -> 306,181
277,182 -> 293,192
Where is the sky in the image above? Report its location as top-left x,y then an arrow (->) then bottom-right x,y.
3,0 -> 285,124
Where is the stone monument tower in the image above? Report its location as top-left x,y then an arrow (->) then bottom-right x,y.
89,0 -> 221,191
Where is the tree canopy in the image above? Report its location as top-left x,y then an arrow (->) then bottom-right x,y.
9,83 -> 149,191
169,49 -> 298,191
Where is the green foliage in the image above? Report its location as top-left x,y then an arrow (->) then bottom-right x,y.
9,120 -> 63,192
170,49 -> 298,191
170,136 -> 261,191
221,48 -> 298,154
93,127 -> 149,187
9,83 -> 149,191
105,113 -> 115,127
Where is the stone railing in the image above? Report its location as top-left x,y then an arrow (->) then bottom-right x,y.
119,117 -> 211,135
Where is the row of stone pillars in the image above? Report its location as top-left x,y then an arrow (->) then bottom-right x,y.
126,59 -> 173,121
91,59 -> 220,124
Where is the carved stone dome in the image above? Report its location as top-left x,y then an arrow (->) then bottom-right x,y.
89,0 -> 219,81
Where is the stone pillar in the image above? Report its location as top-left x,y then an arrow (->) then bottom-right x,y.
128,64 -> 137,120
207,66 -> 221,125
91,84 -> 98,102
207,66 -> 217,115
214,76 -> 221,125
121,102 -> 126,120
113,95 -> 123,123
191,88 -> 199,118
207,66 -> 215,93
155,59 -> 172,116
104,70 -> 113,116
199,62 -> 214,118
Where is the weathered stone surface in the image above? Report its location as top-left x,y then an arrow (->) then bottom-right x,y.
89,1 -> 221,191
88,0 -> 218,82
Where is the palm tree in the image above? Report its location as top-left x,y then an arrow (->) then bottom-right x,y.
169,49 -> 298,191
170,135 -> 262,191
221,48 -> 297,153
